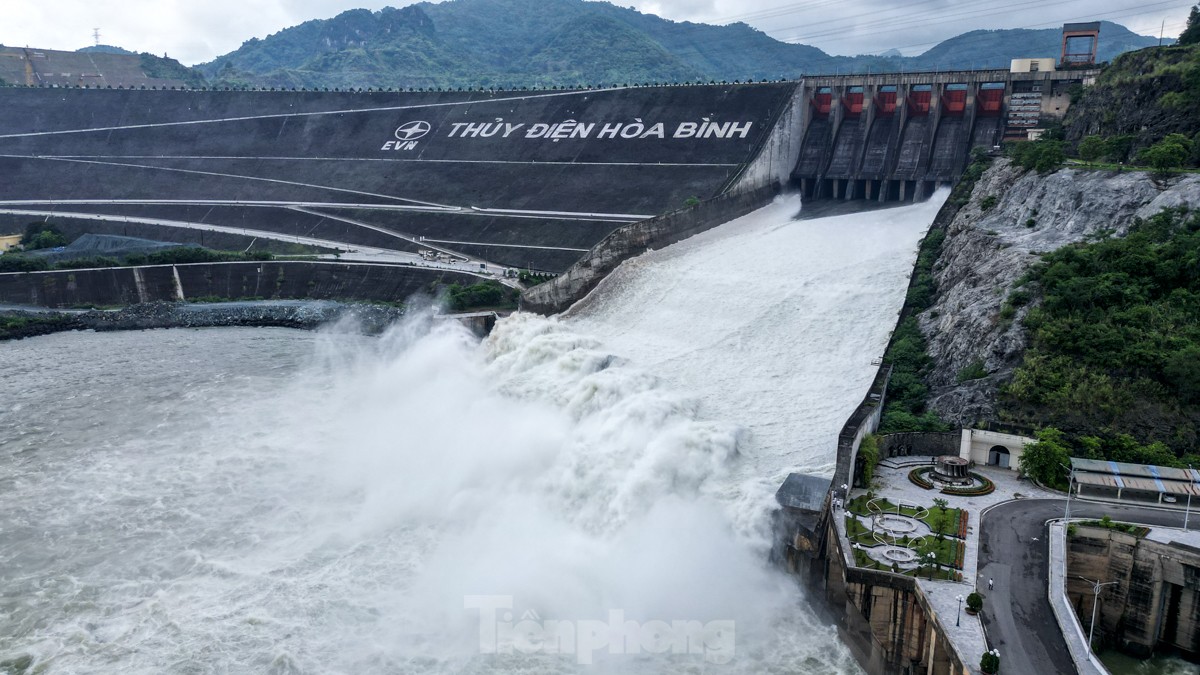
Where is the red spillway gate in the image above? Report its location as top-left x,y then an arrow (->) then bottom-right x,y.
875,86 -> 897,116
978,83 -> 1004,117
813,88 -> 833,117
941,84 -> 967,116
908,86 -> 932,116
842,87 -> 864,117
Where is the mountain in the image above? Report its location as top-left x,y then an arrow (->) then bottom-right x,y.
188,0 -> 1156,89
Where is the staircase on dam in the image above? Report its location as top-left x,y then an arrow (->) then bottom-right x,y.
790,68 -> 1094,202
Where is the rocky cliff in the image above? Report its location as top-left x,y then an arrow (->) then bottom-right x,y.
919,159 -> 1200,426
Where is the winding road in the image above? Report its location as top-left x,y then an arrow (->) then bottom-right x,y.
978,498 -> 1194,675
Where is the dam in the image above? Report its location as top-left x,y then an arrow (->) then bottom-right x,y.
0,64 -> 1095,674
0,64 -> 1096,293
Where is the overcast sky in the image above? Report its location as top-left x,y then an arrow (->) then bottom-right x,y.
2,0 -> 1193,65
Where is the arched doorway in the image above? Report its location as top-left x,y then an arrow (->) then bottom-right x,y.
988,445 -> 1011,468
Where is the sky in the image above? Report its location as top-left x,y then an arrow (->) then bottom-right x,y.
1,0 -> 1193,65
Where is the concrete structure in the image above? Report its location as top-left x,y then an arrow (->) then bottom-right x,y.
1061,23 -> 1102,67
1010,58 -> 1057,73
774,365 -> 975,674
0,234 -> 20,252
789,68 -> 1099,202
1066,523 -> 1200,659
0,84 -> 794,274
958,427 -> 1035,469
0,260 -> 478,308
1069,458 -> 1200,506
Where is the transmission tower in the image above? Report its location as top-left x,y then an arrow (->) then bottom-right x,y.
93,28 -> 101,47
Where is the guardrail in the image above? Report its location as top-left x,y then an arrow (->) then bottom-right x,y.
1047,521 -> 1111,675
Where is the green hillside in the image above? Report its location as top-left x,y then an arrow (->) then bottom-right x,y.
195,0 -> 1161,89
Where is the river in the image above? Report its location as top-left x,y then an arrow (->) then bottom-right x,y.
0,193 -> 943,673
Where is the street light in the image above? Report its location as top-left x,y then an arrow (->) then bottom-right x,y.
956,594 -> 964,626
1060,462 -> 1074,521
925,551 -> 936,580
1186,465 -> 1194,531
1079,577 -> 1119,653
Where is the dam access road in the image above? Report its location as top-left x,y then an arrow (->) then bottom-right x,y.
979,499 -> 1196,675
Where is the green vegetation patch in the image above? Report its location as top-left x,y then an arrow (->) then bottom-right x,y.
1003,207 -> 1200,461
445,280 -> 519,311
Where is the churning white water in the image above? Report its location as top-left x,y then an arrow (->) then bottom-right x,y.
0,192 -> 943,674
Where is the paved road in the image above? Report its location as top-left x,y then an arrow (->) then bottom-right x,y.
978,498 -> 1193,675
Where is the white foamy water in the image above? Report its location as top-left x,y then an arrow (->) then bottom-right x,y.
0,193 -> 942,674
568,193 -> 945,485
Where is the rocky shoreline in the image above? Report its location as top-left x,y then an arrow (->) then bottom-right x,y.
0,301 -> 411,341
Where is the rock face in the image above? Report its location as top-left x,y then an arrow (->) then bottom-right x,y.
920,159 -> 1200,426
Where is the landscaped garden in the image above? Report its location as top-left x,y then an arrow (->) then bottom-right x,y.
844,494 -> 969,580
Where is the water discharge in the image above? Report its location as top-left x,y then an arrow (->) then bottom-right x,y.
0,192 -> 945,674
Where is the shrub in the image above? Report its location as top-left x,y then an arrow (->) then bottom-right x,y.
957,360 -> 989,383
980,195 -> 998,210
445,280 -> 518,311
908,467 -> 934,489
942,473 -> 996,496
0,254 -> 52,272
980,650 -> 1000,674
859,434 -> 880,485
967,592 -> 983,611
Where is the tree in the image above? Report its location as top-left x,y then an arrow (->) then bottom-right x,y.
1078,135 -> 1106,163
1138,134 -> 1192,172
20,222 -> 66,249
1180,4 -> 1200,46
1018,428 -> 1072,489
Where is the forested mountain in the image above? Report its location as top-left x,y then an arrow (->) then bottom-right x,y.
195,0 -> 1160,89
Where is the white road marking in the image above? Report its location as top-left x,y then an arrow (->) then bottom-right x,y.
4,155 -> 455,209
0,88 -> 629,139
0,198 -> 648,223
419,238 -> 589,252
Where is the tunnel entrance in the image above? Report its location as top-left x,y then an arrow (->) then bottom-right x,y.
988,445 -> 1011,468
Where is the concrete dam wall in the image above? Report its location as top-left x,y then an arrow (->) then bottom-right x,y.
790,69 -> 1097,202
0,84 -> 796,273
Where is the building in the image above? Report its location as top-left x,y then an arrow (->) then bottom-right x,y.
0,234 -> 21,252
959,427 -> 1036,469
1069,458 -> 1200,506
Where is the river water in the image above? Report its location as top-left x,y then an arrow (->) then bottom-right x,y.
0,194 -> 942,674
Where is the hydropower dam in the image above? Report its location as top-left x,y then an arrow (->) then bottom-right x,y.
0,69 -> 1092,673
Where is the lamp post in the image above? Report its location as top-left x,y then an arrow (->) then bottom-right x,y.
956,594 -> 964,626
1186,466 -> 1194,531
1080,577 -> 1119,653
925,552 -> 936,580
1060,462 -> 1074,521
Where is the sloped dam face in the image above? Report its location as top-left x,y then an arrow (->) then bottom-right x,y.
0,191 -> 945,672
0,85 -> 792,272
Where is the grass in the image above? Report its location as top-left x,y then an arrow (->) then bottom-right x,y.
1064,159 -> 1200,174
919,506 -> 964,535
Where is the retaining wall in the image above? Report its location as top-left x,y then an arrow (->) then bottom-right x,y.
0,261 -> 477,307
880,432 -> 961,459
